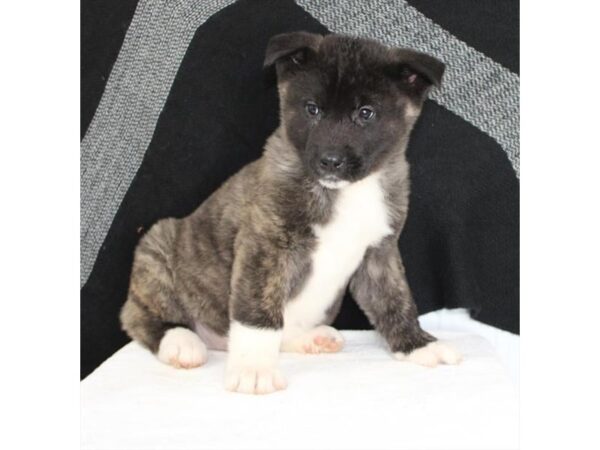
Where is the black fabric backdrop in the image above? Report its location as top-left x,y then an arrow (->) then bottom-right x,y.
81,0 -> 519,379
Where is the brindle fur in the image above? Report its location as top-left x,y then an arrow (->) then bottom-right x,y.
120,32 -> 445,355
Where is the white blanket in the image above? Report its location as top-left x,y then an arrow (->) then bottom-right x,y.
82,315 -> 518,450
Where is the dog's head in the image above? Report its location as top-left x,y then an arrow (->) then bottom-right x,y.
264,32 -> 445,189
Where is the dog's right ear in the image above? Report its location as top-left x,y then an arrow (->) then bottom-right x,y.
263,32 -> 323,70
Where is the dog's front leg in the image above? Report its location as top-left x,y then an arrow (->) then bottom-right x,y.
225,235 -> 290,395
350,238 -> 461,367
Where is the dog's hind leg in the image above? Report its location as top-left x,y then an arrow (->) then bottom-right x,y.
121,298 -> 207,369
120,219 -> 208,369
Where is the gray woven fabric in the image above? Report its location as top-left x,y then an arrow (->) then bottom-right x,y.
296,0 -> 520,178
80,0 -> 235,286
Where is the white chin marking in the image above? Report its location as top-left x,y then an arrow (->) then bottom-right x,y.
319,179 -> 350,189
225,322 -> 287,395
394,341 -> 462,367
157,327 -> 208,369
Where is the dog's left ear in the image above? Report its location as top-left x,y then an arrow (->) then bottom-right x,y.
264,31 -> 323,69
387,49 -> 446,95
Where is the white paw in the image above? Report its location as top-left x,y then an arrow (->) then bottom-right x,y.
282,325 -> 345,354
394,341 -> 462,367
225,322 -> 286,395
157,327 -> 208,369
225,366 -> 287,395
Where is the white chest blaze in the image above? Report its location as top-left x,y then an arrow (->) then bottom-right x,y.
283,173 -> 392,337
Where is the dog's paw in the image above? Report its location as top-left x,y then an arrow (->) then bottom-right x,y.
394,341 -> 462,367
157,327 -> 208,369
282,325 -> 345,354
225,366 -> 287,395
225,321 -> 286,394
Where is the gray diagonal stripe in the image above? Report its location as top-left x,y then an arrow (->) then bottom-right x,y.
296,0 -> 520,178
80,0 -> 235,286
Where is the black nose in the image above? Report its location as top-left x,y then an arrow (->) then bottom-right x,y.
319,152 -> 346,172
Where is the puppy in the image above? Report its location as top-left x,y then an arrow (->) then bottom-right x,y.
120,32 -> 461,395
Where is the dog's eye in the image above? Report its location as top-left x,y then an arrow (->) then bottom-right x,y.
358,107 -> 375,121
305,102 -> 320,116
